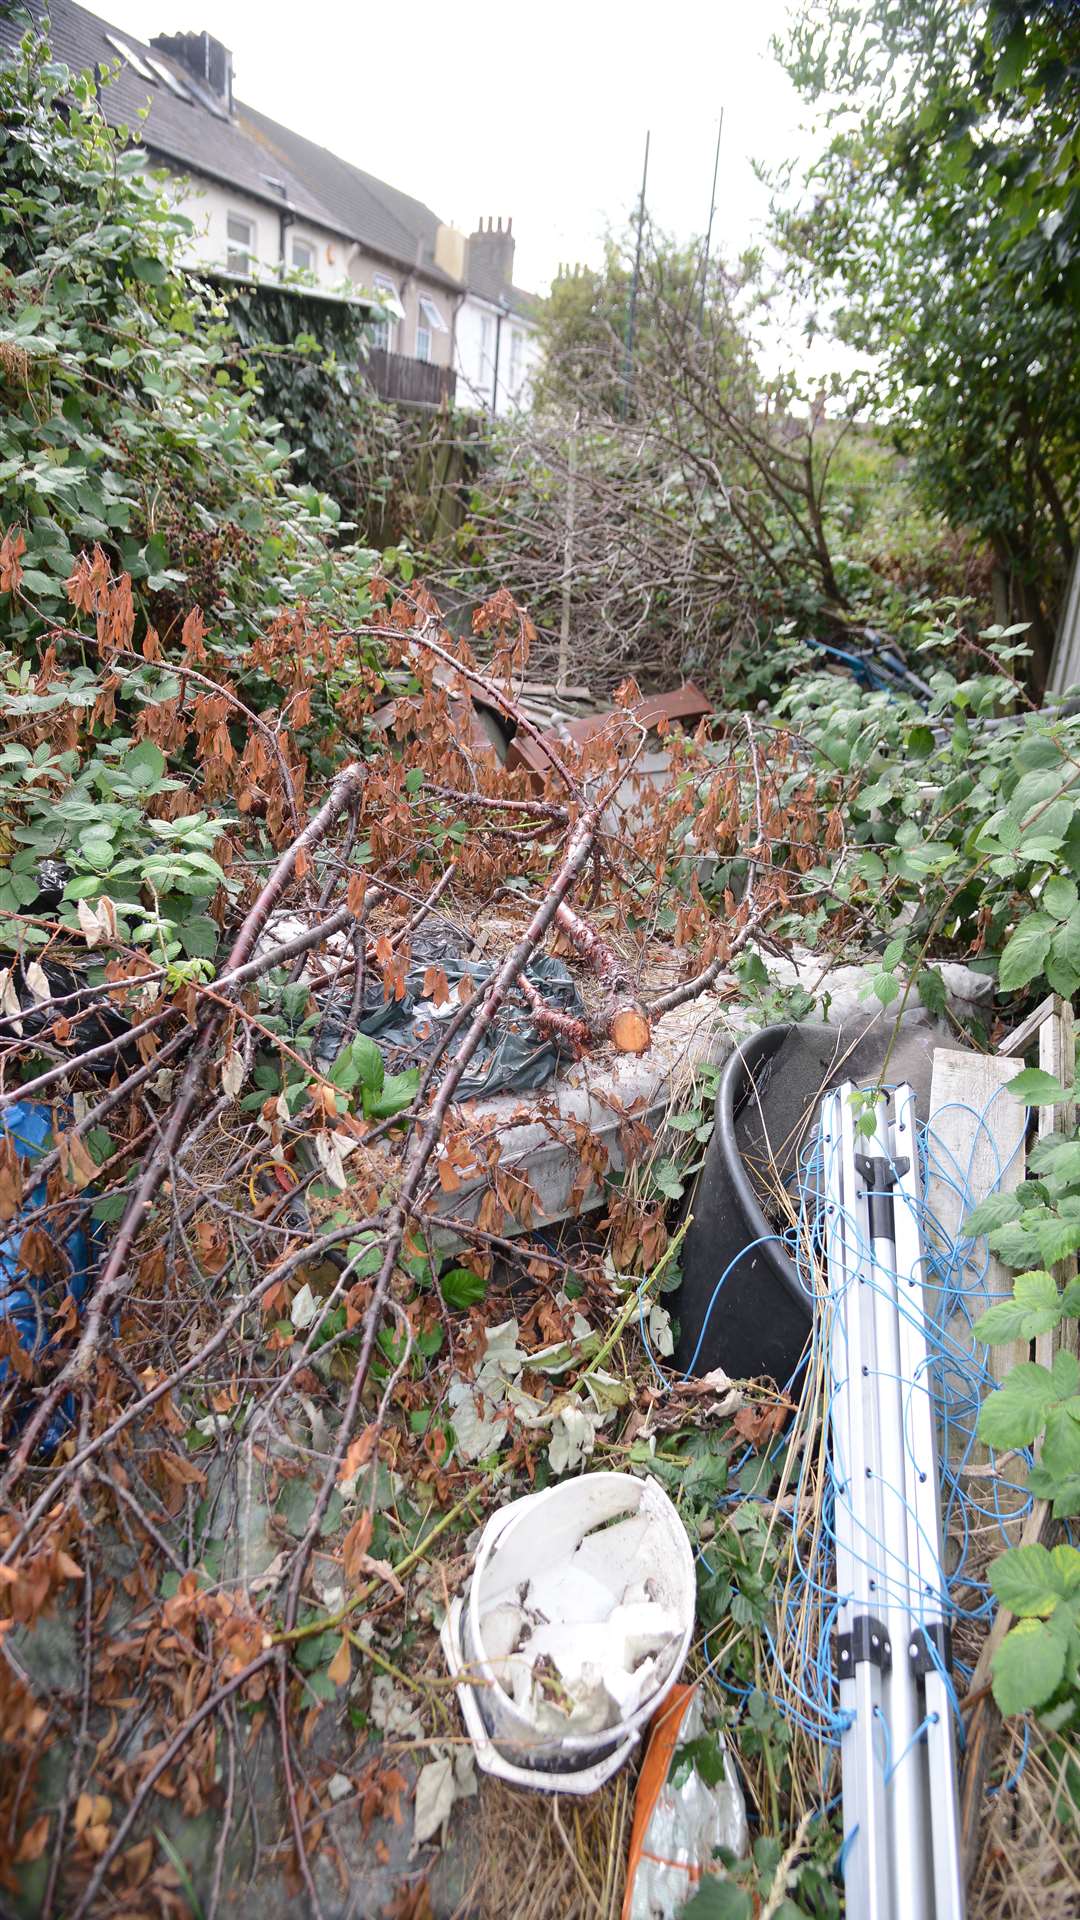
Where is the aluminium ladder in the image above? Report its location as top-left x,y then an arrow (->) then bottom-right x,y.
820,1083 -> 964,1920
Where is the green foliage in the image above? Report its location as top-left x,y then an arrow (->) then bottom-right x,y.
988,1544 -> 1080,1717
766,608 -> 1080,1005
439,1266 -> 488,1310
967,1106 -> 1080,1723
224,282 -> 403,542
775,0 -> 1080,685
0,26 -> 381,647
327,1032 -> 417,1122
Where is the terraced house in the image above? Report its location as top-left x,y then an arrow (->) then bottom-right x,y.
0,0 -> 543,413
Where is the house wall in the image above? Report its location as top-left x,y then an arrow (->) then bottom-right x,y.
165,172 -> 345,288
162,170 -> 455,366
455,295 -> 543,416
346,252 -> 456,369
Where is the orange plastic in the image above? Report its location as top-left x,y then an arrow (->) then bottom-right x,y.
621,1683 -> 698,1919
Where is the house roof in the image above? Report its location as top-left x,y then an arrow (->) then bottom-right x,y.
0,0 -> 344,232
237,104 -> 460,291
0,0 -> 539,310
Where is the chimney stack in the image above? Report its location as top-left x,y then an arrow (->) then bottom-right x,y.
466,216 -> 516,299
151,29 -> 234,112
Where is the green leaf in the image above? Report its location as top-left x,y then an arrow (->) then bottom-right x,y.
671,1734 -> 729,1790
1043,877 -> 1079,921
977,1361 -> 1059,1449
992,1617 -> 1068,1715
1034,1216 -> 1080,1268
405,767 -> 424,794
178,915 -> 219,959
1040,1403 -> 1080,1484
679,1879 -> 752,1920
130,255 -> 168,285
91,1188 -> 130,1222
963,1191 -> 1022,1237
439,1266 -> 488,1310
990,1543 -> 1080,1617
351,1034 -> 384,1095
364,1067 -> 418,1121
972,1271 -> 1065,1346
123,740 -> 167,789
998,914 -> 1055,992
916,967 -> 947,1016
1006,1067 -> 1073,1107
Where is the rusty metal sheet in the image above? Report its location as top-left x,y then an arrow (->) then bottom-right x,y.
505,683 -> 712,783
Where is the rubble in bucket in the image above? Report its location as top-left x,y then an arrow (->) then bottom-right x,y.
441,1471 -> 695,1793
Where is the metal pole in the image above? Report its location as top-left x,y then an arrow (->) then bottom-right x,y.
860,1094 -> 930,1920
698,110 -> 723,333
824,1085 -> 966,1920
825,1090 -> 893,1920
623,129 -> 650,409
892,1090 -> 965,1920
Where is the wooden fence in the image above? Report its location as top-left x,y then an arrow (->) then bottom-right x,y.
365,348 -> 456,409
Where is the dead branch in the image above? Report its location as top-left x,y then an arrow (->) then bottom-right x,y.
554,900 -> 651,1053
281,800 -> 603,1636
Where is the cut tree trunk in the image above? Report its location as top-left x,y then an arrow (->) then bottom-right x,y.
554,900 -> 651,1053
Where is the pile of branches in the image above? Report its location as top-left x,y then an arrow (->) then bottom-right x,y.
435,229 -> 856,694
0,549 -> 801,1915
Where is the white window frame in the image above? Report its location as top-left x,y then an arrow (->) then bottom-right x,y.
509,326 -> 524,393
105,33 -> 157,82
479,312 -> 493,382
290,235 -> 316,274
226,211 -> 255,276
370,273 -> 399,352
416,294 -> 447,364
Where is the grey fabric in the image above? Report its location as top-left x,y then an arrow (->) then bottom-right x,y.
316,954 -> 589,1103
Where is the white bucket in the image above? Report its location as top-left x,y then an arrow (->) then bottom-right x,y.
440,1471 -> 696,1792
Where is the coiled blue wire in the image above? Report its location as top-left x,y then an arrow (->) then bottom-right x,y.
640,1079 -> 1038,1796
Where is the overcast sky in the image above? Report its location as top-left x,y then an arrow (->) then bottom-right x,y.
99,0 -> 814,296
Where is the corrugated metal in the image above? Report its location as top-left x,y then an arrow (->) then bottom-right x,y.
505,683 -> 714,783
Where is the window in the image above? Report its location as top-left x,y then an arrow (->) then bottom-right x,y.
104,33 -> 157,82
226,212 -> 255,275
479,313 -> 493,384
370,273 -> 400,352
509,327 -> 524,396
291,236 -> 316,274
146,55 -> 192,100
416,295 -> 447,364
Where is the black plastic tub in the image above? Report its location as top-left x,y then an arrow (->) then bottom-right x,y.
674,1024 -> 812,1384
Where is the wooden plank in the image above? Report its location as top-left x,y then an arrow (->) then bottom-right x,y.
1034,997 -> 1076,1370
926,1049 -> 1029,1482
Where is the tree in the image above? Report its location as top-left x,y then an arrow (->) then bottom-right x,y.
773,0 -> 1080,688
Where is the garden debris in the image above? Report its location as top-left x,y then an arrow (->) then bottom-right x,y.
622,1685 -> 747,1920
441,1473 -> 694,1791
314,952 -> 591,1099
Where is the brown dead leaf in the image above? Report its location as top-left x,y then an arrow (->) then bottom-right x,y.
55,1129 -> 99,1190
14,1814 -> 49,1863
342,1510 -> 373,1583
338,1426 -> 377,1483
327,1634 -> 352,1688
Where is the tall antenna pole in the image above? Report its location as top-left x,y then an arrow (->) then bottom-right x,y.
698,109 -> 724,332
623,129 -> 651,408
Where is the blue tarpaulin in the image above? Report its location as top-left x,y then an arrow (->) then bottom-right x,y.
0,1100 -> 101,1447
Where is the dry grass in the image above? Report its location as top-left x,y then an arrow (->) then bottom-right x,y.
450,1772 -> 634,1920
969,1722 -> 1080,1920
